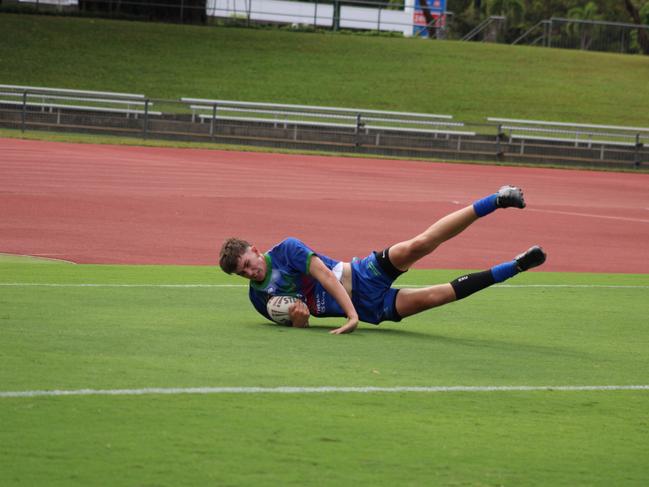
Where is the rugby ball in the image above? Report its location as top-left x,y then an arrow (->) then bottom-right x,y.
266,295 -> 300,325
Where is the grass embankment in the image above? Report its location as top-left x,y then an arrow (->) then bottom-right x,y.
1,13 -> 648,125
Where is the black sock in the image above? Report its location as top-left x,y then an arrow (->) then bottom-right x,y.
450,270 -> 495,300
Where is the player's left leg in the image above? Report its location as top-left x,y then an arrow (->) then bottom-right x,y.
395,245 -> 547,319
394,283 -> 457,318
387,186 -> 525,273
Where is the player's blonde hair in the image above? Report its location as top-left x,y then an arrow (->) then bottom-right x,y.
219,238 -> 251,274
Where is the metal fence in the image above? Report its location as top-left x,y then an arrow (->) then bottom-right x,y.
6,0 -> 649,52
1,85 -> 647,170
513,17 -> 649,54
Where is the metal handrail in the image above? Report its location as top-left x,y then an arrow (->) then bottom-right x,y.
549,16 -> 649,30
462,16 -> 505,41
0,91 -> 150,107
0,84 -> 145,100
512,20 -> 548,45
488,117 -> 649,134
501,125 -> 649,140
182,98 -> 454,120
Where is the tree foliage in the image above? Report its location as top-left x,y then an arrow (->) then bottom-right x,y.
449,1 -> 648,25
487,0 -> 525,26
449,0 -> 649,52
567,1 -> 602,49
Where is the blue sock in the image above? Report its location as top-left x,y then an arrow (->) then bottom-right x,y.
473,193 -> 498,217
490,261 -> 518,283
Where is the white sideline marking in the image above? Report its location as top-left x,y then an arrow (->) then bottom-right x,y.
2,385 -> 649,398
494,284 -> 649,289
0,283 -> 648,289
0,283 -> 244,288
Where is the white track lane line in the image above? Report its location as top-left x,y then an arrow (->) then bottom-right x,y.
0,253 -> 77,264
528,208 -> 649,224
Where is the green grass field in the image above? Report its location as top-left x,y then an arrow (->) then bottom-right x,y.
2,13 -> 649,125
2,256 -> 648,485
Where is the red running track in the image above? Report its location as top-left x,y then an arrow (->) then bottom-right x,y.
2,138 -> 648,273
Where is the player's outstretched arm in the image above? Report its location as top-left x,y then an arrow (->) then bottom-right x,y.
309,256 -> 359,334
329,318 -> 359,335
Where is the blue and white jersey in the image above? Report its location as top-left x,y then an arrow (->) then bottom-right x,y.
248,238 -> 345,321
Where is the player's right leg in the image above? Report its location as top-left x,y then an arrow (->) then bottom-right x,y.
387,185 -> 526,273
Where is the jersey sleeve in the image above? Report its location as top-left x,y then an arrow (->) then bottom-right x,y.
280,237 -> 315,275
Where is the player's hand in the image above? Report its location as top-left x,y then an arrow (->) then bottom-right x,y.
330,316 -> 358,335
289,300 -> 310,328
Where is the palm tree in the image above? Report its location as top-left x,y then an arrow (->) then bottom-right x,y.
567,1 -> 602,50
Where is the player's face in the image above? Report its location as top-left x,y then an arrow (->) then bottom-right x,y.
235,246 -> 267,282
